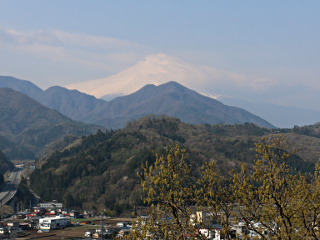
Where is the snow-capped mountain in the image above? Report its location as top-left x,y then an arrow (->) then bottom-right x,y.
65,53 -> 275,101
63,54 -> 320,128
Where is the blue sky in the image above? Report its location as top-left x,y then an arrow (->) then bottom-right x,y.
0,1 -> 319,111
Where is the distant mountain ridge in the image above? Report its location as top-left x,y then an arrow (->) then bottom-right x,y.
0,76 -> 106,122
83,81 -> 275,129
0,76 -> 43,98
4,76 -> 320,128
219,97 -> 320,128
36,86 -> 106,120
0,76 -> 275,129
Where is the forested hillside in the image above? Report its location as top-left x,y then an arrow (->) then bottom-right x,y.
0,135 -> 35,160
0,88 -> 102,159
0,150 -> 12,188
29,116 -> 320,215
0,149 -> 14,174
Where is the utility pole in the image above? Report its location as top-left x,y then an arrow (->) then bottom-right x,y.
100,211 -> 104,240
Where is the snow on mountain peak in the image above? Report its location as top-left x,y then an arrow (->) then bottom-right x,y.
65,53 -> 276,100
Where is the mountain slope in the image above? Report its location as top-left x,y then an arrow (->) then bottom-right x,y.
0,150 -> 14,174
0,88 -> 102,158
0,134 -> 35,160
0,88 -> 74,137
0,76 -> 43,99
83,82 -> 275,129
36,86 -> 106,120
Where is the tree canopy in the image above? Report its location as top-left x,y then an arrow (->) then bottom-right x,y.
127,135 -> 320,239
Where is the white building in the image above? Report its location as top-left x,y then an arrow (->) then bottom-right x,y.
39,202 -> 63,208
38,215 -> 69,229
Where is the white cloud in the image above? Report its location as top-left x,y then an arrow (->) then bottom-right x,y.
0,27 -> 15,43
0,26 -> 147,72
54,31 -> 140,50
0,27 -> 60,46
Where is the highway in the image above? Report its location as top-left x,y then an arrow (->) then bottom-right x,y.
0,167 -> 22,205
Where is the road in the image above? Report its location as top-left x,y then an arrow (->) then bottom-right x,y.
0,167 -> 22,205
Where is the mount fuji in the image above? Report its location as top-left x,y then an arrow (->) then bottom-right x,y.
65,53 -> 274,101
65,54 -> 320,128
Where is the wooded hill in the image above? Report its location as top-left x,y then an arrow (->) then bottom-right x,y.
0,88 -> 102,160
0,150 -> 12,188
0,149 -> 13,174
29,116 -> 320,215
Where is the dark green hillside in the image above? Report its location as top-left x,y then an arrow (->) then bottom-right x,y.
0,150 -> 14,174
29,115 -> 320,215
277,122 -> 320,139
0,88 -> 74,136
293,122 -> 320,139
0,88 -> 102,159
0,135 -> 34,160
30,129 -> 154,212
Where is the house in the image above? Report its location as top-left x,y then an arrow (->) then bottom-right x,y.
27,212 -> 40,218
69,210 -> 81,219
84,209 -> 94,217
33,207 -> 46,215
116,229 -> 130,238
